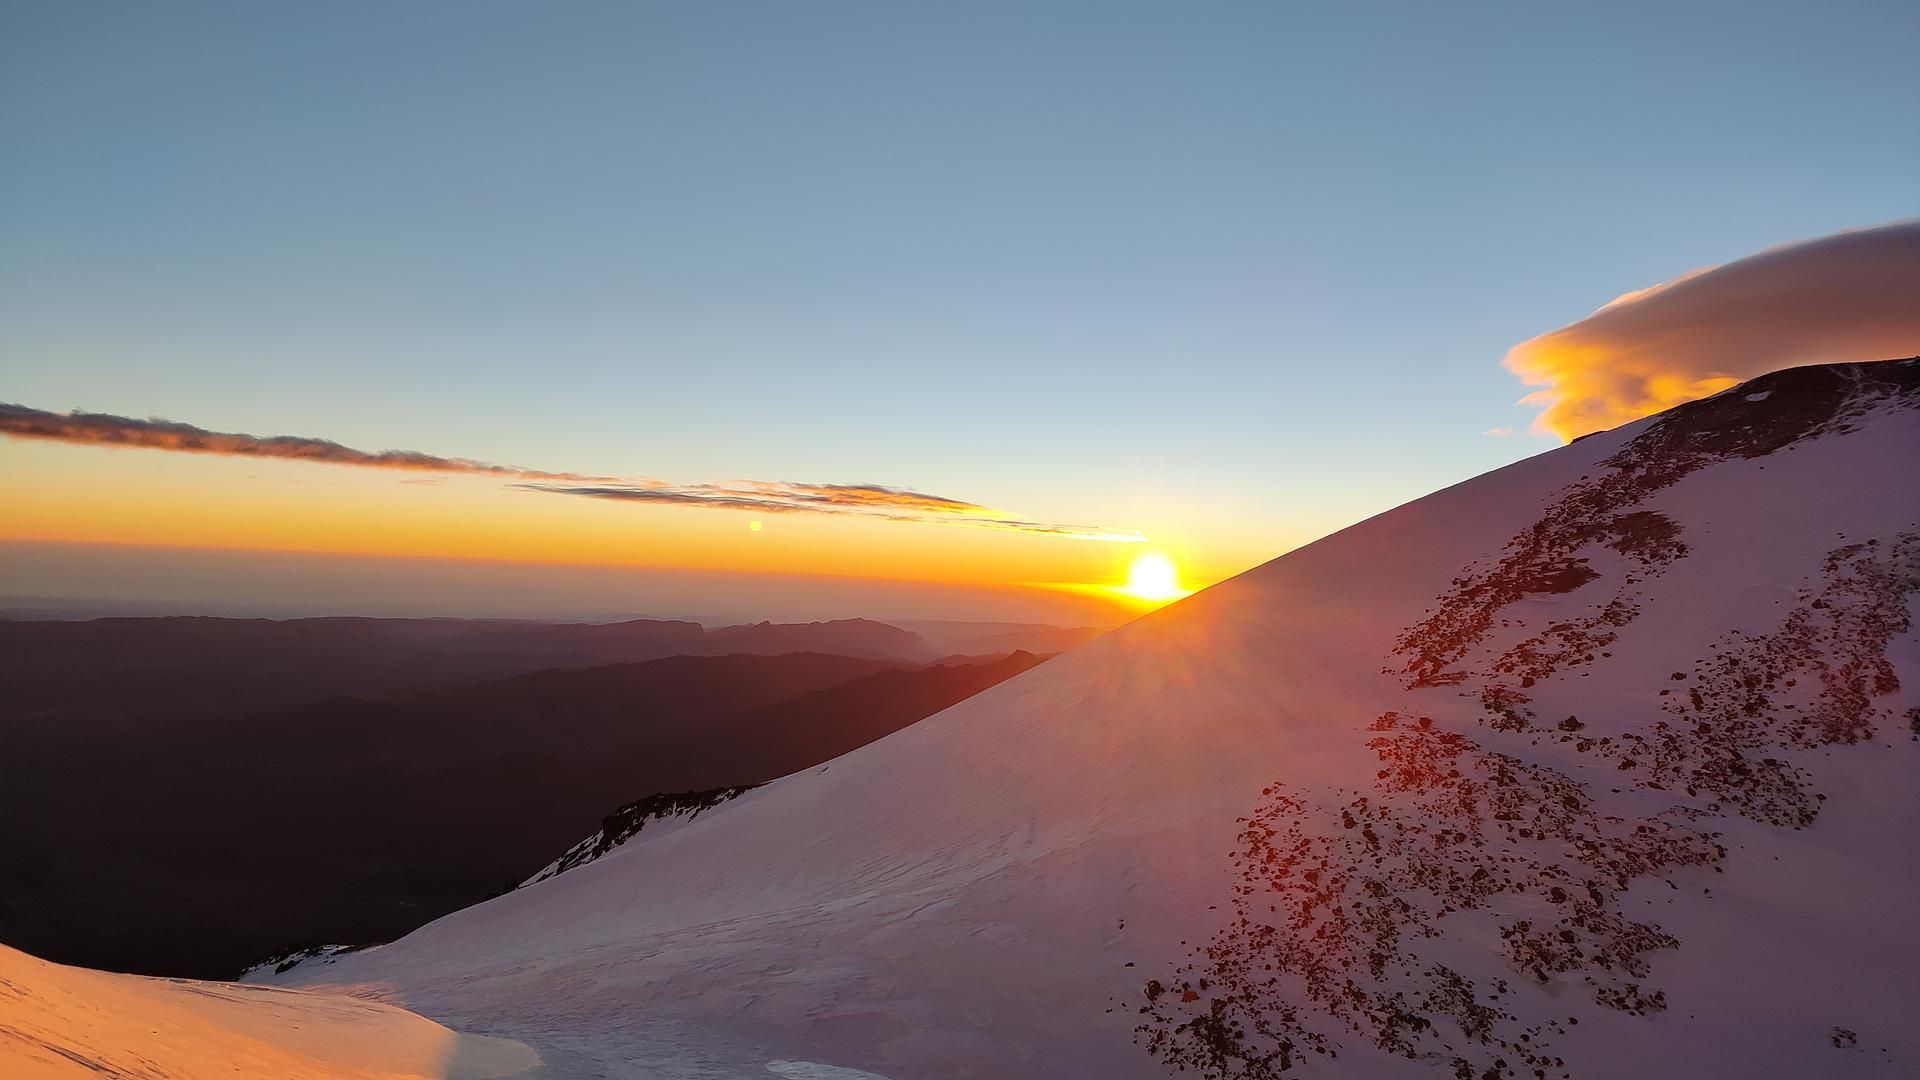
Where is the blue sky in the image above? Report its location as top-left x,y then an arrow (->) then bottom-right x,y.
3,1 -> 1916,612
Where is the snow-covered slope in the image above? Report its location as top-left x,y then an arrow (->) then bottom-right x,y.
240,359 -> 1916,1079
0,943 -> 538,1078
521,786 -> 761,888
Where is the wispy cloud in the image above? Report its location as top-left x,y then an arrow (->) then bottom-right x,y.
0,403 -> 1143,542
1481,427 -> 1515,438
517,483 -> 1145,542
0,403 -> 612,482
1503,220 -> 1920,441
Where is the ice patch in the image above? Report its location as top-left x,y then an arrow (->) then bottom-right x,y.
766,1061 -> 896,1079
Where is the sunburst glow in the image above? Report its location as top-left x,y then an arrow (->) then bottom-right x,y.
1118,552 -> 1192,604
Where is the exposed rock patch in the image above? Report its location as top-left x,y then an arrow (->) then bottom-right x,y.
522,785 -> 760,886
1139,360 -> 1919,1078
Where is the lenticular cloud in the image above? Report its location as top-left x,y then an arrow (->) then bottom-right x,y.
1504,220 -> 1920,440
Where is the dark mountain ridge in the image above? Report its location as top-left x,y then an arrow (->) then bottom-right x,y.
0,648 -> 1047,979
0,614 -> 946,723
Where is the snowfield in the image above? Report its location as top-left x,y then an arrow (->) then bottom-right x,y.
0,943 -> 538,1078
7,359 -> 1917,1080
259,360 -> 1918,1079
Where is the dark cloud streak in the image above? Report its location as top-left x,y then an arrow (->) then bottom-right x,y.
1,403 -> 1144,542
0,403 -> 610,482
515,483 -> 1147,542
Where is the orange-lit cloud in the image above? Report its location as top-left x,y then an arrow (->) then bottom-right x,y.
516,483 -> 1146,542
0,403 -> 1143,542
1504,220 -> 1920,441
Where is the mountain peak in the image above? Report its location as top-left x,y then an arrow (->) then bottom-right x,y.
143,359 -> 1920,1076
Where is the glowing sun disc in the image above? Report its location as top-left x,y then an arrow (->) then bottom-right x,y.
1120,552 -> 1189,603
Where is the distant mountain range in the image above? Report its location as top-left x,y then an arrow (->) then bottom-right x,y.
0,614 -> 1067,978
31,362 -> 1919,1078
217,357 -> 1913,1080
0,614 -> 1089,723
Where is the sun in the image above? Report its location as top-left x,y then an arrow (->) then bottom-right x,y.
1118,552 -> 1191,604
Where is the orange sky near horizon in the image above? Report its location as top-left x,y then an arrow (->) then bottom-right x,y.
6,2 -> 1915,630
1,438 -> 1280,622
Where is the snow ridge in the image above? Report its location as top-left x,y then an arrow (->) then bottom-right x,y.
251,358 -> 1919,1080
1135,362 -> 1920,1079
520,785 -> 760,887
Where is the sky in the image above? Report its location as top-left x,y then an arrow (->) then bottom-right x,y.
3,1 -> 1917,624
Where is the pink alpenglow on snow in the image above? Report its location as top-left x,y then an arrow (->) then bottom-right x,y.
229,359 -> 1920,1080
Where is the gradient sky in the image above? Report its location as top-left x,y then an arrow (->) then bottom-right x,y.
3,2 -> 1916,623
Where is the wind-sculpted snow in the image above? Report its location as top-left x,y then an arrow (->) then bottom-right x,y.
1137,364 -> 1920,1079
0,943 -> 540,1078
